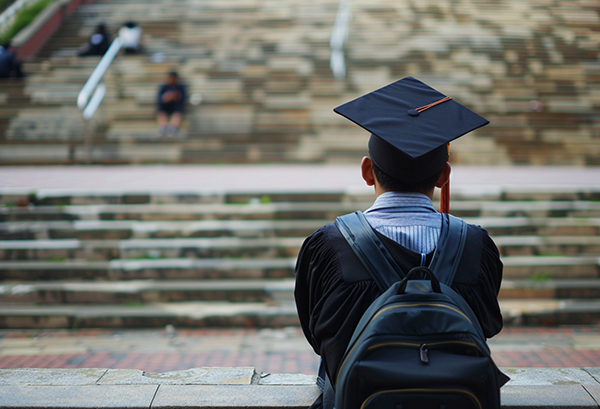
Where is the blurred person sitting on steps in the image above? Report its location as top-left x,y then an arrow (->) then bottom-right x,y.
156,70 -> 187,137
119,21 -> 142,54
78,23 -> 111,57
0,42 -> 25,79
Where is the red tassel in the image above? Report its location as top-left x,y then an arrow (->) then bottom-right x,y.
441,183 -> 450,214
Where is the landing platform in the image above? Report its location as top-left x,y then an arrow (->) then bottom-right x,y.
2,165 -> 599,197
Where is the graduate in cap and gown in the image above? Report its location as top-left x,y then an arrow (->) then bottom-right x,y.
294,77 -> 504,409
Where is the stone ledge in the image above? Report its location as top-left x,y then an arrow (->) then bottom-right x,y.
0,367 -> 599,408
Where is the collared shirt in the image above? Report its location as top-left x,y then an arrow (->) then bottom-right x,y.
363,191 -> 441,255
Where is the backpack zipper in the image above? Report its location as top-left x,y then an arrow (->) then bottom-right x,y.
336,302 -> 474,385
367,340 -> 483,364
360,387 -> 483,409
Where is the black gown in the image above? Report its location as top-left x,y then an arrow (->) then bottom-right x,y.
294,221 -> 503,387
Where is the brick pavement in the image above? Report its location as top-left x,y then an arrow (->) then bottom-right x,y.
1,327 -> 600,375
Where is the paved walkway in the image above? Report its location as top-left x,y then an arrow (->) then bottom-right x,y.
1,327 -> 600,374
1,165 -> 600,196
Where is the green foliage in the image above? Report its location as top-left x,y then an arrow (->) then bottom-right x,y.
0,0 -> 55,44
529,271 -> 551,282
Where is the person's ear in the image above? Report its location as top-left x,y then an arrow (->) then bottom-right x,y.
361,156 -> 375,186
435,162 -> 451,188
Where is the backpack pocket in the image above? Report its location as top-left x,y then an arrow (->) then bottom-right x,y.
361,386 -> 482,409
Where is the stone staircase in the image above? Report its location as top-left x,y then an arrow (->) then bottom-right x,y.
1,185 -> 600,329
1,0 -> 599,165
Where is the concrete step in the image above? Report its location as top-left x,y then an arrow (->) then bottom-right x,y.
2,277 -> 600,306
2,234 -> 599,261
500,279 -> 600,299
0,301 -> 300,329
1,296 -> 600,329
3,201 -> 600,224
495,235 -> 600,257
0,258 -> 297,281
0,279 -> 295,304
500,299 -> 600,326
2,217 -> 600,240
0,237 -> 304,260
0,202 -> 370,222
0,219 -> 328,240
0,255 -> 598,282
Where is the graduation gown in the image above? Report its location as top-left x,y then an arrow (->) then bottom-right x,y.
294,220 -> 503,386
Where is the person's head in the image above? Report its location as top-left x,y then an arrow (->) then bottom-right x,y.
361,155 -> 450,198
334,77 -> 489,197
96,23 -> 107,34
166,70 -> 179,85
124,21 -> 137,29
2,41 -> 12,50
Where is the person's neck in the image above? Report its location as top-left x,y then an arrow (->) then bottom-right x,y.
375,186 -> 435,201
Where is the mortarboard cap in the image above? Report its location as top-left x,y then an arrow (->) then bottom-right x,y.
334,77 -> 489,184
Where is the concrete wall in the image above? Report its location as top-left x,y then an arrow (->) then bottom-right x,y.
1,367 -> 600,408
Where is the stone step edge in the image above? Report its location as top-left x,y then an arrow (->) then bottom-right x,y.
2,367 -> 600,409
0,255 -> 598,270
3,216 -> 600,230
1,298 -> 600,321
3,201 -> 600,217
3,278 -> 600,296
3,235 -> 600,251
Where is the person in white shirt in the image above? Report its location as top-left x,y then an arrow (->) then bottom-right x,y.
119,21 -> 142,54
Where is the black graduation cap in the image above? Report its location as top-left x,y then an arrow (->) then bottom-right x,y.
334,77 -> 489,184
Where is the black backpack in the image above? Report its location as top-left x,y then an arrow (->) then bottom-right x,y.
317,211 -> 508,409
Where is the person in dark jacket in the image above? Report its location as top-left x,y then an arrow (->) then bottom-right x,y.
156,70 -> 186,137
78,23 -> 111,57
294,77 -> 503,409
0,41 -> 25,78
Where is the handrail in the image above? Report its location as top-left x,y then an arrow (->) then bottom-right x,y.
77,36 -> 122,164
0,0 -> 38,30
330,0 -> 351,80
77,36 -> 122,116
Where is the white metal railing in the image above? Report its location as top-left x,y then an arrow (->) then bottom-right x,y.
330,0 -> 351,80
77,36 -> 122,118
0,0 -> 40,33
77,36 -> 122,163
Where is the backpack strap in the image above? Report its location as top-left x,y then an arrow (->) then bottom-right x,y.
428,213 -> 468,286
335,211 -> 469,289
335,211 -> 405,292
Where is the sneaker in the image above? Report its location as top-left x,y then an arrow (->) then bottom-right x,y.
166,126 -> 179,137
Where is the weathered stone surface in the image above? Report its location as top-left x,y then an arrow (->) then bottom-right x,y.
151,385 -> 321,408
258,373 -> 316,385
503,367 -> 599,386
0,368 -> 107,386
0,385 -> 157,408
582,382 -> 600,407
583,367 -> 600,384
501,385 -> 598,408
98,367 -> 254,385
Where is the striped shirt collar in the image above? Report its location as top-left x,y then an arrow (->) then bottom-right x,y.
364,191 -> 438,215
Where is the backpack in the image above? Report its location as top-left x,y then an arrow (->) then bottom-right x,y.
318,211 -> 508,409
